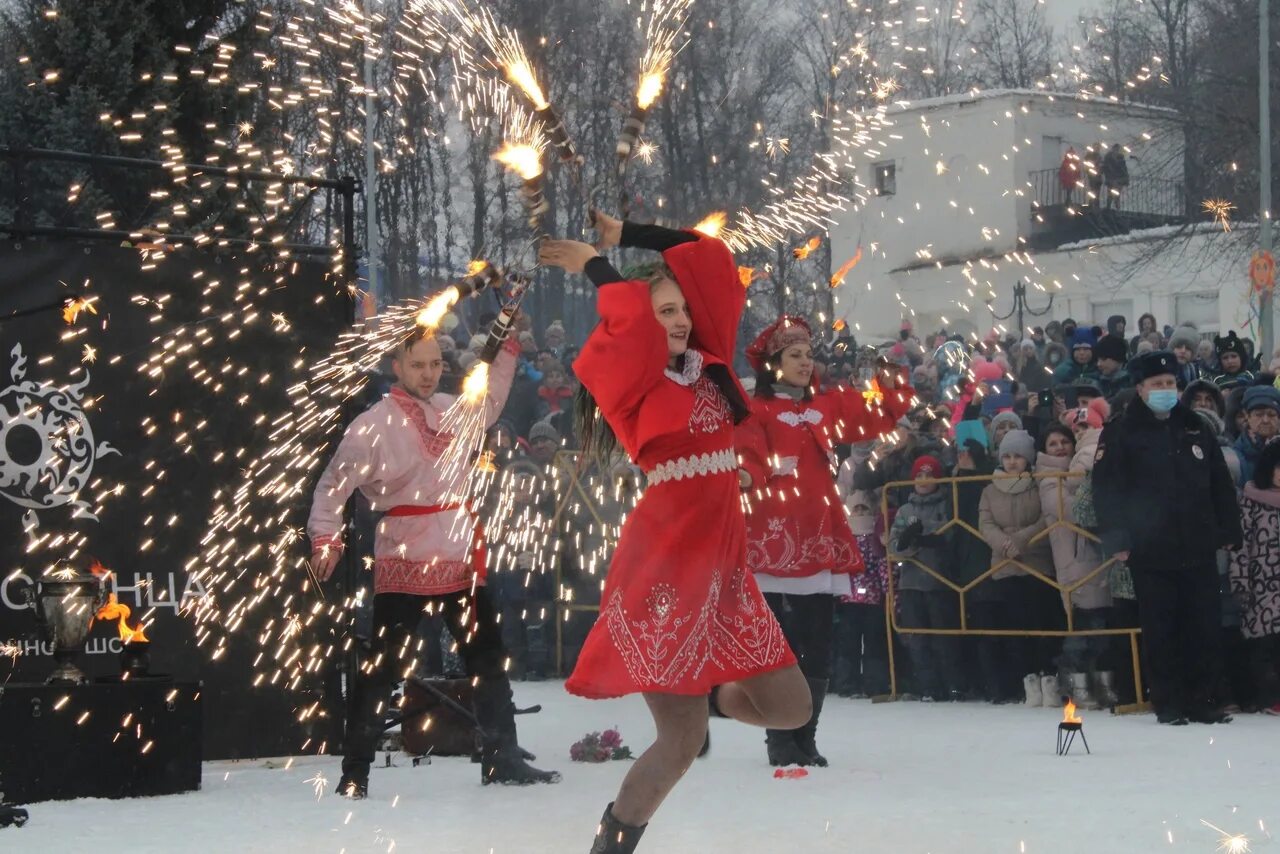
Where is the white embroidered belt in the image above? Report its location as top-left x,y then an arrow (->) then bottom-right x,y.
645,448 -> 738,486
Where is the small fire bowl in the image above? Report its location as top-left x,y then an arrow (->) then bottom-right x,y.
120,641 -> 152,677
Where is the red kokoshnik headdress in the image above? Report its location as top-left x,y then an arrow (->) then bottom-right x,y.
746,315 -> 813,372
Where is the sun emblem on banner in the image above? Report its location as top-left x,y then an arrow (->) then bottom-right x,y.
0,344 -> 118,533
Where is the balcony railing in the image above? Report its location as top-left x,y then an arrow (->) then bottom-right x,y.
1028,168 -> 1185,221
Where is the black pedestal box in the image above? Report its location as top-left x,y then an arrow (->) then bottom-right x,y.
0,680 -> 202,804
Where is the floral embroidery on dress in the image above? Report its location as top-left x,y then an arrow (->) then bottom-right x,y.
646,448 -> 737,486
601,569 -> 790,689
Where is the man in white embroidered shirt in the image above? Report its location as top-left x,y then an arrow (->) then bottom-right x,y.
308,329 -> 559,797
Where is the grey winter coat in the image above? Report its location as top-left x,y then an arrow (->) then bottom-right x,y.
889,489 -> 952,592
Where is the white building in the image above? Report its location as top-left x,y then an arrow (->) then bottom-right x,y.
827,90 -> 1254,344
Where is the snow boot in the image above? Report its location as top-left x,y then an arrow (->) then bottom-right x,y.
474,675 -> 561,785
765,729 -> 812,767
335,770 -> 368,799
1023,673 -> 1043,707
0,805 -> 29,828
589,802 -> 646,853
1156,708 -> 1190,725
1067,672 -> 1097,710
793,678 -> 829,767
1040,674 -> 1061,707
1091,671 -> 1120,709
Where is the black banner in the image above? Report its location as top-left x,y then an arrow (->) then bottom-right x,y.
0,240 -> 350,758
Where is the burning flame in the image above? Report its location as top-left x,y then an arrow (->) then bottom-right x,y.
96,593 -> 150,644
693,211 -> 727,238
416,289 -> 460,330
461,361 -> 491,404
793,236 -> 822,260
499,43 -> 549,110
833,319 -> 848,332
89,560 -> 112,578
738,266 -> 757,288
62,296 -> 97,326
830,247 -> 863,287
637,70 -> 665,109
492,142 -> 543,181
1062,700 -> 1081,724
465,260 -> 489,276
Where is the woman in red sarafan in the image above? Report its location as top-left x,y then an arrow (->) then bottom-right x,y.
737,316 -> 913,769
539,212 -> 809,854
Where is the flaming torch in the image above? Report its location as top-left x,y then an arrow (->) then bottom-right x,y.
415,261 -> 505,332
1056,700 -> 1090,756
498,36 -> 578,164
617,62 -> 668,178
435,274 -> 533,500
493,140 -> 548,233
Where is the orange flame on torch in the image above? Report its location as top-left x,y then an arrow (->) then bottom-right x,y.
96,593 -> 150,644
1062,700 -> 1081,724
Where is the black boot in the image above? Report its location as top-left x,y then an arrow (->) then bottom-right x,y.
0,805 -> 29,828
589,802 -> 646,853
765,729 -> 812,767
335,770 -> 369,799
475,676 -> 561,785
793,678 -> 829,767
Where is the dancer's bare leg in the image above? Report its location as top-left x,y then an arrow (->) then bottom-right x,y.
716,664 -> 811,729
610,694 -> 709,826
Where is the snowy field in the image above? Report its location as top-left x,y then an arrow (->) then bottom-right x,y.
12,681 -> 1279,854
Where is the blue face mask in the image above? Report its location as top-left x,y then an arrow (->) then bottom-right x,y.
1145,389 -> 1178,413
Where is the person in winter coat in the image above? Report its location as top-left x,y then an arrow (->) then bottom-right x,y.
1227,439 -> 1280,715
833,489 -> 891,698
1129,313 -> 1158,356
1083,146 -> 1104,207
975,429 -> 1059,702
1184,378 -> 1227,419
1213,332 -> 1256,390
1102,144 -> 1130,208
1054,329 -> 1100,385
1094,335 -> 1133,401
1168,326 -> 1203,390
738,314 -> 913,767
889,455 -> 964,701
1232,386 -> 1280,487
1093,350 -> 1244,725
1059,148 -> 1081,204
987,410 -> 1023,455
1053,400 -> 1120,707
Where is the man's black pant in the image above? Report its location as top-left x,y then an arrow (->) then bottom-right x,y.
764,592 -> 834,679
344,587 -> 515,774
1131,561 -> 1223,716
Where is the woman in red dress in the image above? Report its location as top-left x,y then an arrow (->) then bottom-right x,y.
737,316 -> 913,768
540,212 -> 809,854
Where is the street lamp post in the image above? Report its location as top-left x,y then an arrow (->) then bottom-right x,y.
1261,0 -> 1274,358
988,279 -> 1055,339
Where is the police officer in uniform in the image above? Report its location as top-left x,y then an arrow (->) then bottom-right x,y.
1092,350 -> 1243,724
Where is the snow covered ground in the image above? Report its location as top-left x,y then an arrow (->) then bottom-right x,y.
12,681 -> 1280,854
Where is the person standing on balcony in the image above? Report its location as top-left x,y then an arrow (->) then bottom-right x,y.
1103,144 -> 1130,209
1093,351 -> 1243,725
540,211 -> 811,853
737,314 -> 914,765
1084,145 -> 1104,208
1059,147 -> 1081,206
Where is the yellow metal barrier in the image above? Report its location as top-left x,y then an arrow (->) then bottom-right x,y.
880,470 -> 1147,711
542,460 -> 1147,712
